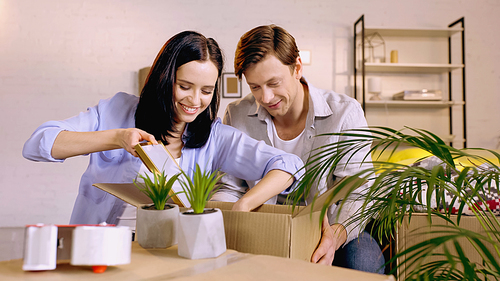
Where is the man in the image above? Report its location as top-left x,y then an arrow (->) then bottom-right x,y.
217,25 -> 384,273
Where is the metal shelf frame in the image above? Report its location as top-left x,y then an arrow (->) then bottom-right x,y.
353,15 -> 466,147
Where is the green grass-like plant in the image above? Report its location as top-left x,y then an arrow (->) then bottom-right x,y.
134,170 -> 180,211
290,126 -> 500,280
178,164 -> 224,214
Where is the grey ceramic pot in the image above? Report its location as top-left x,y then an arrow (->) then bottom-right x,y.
136,203 -> 179,249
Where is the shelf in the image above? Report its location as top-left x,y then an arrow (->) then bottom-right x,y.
365,100 -> 464,108
354,15 -> 466,148
362,63 -> 464,73
361,27 -> 463,37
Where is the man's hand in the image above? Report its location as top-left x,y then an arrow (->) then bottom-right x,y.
311,216 -> 347,265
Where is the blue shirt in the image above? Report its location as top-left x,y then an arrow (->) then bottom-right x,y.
22,92 -> 304,224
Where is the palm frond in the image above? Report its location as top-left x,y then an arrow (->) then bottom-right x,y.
289,126 -> 500,279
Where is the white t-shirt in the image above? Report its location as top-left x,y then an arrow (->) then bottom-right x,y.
271,121 -> 305,158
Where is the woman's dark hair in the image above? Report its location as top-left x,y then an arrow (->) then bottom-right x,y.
135,31 -> 223,148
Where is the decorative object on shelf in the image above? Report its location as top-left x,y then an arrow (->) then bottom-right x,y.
134,169 -> 181,249
362,32 -> 386,63
222,72 -> 242,98
368,77 -> 382,100
393,89 -> 442,101
390,50 -> 398,63
177,164 -> 226,259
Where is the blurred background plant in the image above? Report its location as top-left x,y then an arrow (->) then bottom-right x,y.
291,126 -> 500,280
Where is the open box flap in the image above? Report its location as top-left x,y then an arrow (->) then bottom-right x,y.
293,177 -> 366,218
93,183 -> 153,208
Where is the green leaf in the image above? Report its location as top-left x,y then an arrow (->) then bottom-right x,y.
178,164 -> 225,214
134,170 -> 180,210
288,126 -> 500,279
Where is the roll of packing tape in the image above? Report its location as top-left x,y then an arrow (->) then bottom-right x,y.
71,226 -> 131,266
23,225 -> 58,271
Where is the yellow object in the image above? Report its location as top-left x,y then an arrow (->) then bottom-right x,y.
372,148 -> 431,165
390,50 -> 398,63
372,148 -> 500,170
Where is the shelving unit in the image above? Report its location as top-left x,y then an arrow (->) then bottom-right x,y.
354,15 -> 466,147
364,62 -> 463,73
365,100 -> 464,108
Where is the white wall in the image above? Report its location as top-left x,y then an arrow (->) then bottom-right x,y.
1,0 -> 499,226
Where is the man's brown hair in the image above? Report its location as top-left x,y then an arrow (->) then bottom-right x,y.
234,25 -> 299,79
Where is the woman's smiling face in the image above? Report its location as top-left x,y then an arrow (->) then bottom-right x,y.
173,60 -> 218,127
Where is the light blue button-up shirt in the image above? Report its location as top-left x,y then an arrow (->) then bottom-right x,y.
23,92 -> 304,225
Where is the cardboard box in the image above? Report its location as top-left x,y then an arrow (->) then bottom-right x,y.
204,201 -> 321,261
397,213 -> 497,279
94,178 -> 355,262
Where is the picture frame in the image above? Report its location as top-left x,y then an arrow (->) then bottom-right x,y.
222,72 -> 242,98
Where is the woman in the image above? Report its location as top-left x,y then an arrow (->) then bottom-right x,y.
22,31 -> 304,225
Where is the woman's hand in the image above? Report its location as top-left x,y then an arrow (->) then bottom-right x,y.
116,128 -> 158,157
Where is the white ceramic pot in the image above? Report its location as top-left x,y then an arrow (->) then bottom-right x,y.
136,203 -> 179,249
70,226 -> 131,266
177,208 -> 226,259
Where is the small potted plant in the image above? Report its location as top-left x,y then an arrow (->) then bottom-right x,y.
134,170 -> 180,249
177,164 -> 226,259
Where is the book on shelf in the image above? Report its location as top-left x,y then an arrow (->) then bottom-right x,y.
393,89 -> 442,101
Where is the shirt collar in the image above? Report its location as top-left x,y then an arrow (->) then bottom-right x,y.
304,77 -> 333,118
246,96 -> 270,122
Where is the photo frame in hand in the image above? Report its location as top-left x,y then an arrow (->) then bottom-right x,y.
222,72 -> 242,98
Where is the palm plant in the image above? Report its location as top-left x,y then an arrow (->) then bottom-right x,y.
178,164 -> 224,214
292,126 -> 500,280
134,170 -> 180,210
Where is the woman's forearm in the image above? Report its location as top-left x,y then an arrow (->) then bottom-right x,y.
232,169 -> 295,211
51,128 -> 157,159
51,130 -> 124,159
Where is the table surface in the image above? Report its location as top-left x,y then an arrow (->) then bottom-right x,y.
0,242 -> 394,280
